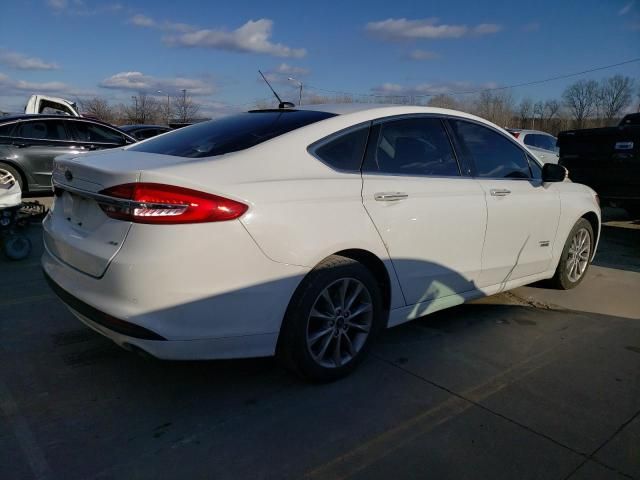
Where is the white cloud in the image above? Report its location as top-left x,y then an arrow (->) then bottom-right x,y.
0,72 -> 74,96
130,14 -> 155,27
276,63 -> 310,75
99,71 -> 215,96
0,49 -> 59,70
366,18 -> 502,40
371,81 -> 497,96
128,14 -> 195,32
164,19 -> 306,58
46,0 -> 68,9
619,1 -> 635,15
46,0 -> 123,16
407,49 -> 439,61
472,23 -> 502,34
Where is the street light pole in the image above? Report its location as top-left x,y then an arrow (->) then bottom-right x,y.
288,77 -> 303,106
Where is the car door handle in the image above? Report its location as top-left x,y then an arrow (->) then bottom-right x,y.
490,188 -> 511,197
374,192 -> 409,202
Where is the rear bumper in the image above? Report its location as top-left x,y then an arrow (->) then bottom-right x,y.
67,306 -> 279,360
42,219 -> 310,359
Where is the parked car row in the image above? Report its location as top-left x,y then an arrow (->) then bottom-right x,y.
506,128 -> 559,164
0,114 -> 175,194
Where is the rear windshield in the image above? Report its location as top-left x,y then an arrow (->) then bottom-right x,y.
128,110 -> 336,158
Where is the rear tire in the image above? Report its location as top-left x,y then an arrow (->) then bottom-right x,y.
549,218 -> 594,290
4,234 -> 32,260
0,162 -> 24,192
277,255 -> 383,382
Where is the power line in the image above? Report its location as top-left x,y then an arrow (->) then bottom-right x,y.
305,57 -> 640,99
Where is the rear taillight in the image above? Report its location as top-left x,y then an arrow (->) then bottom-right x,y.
98,183 -> 248,224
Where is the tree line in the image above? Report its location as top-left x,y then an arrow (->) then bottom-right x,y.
78,91 -> 201,126
302,75 -> 638,135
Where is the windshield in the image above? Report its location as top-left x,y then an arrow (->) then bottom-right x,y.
128,110 -> 335,158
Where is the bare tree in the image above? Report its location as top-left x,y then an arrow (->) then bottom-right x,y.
79,97 -> 114,123
544,99 -> 560,120
598,75 -> 634,123
562,79 -> 599,128
427,94 -> 459,110
473,90 -> 515,127
173,92 -> 201,123
121,93 -> 161,124
518,98 -> 532,128
532,101 -> 544,129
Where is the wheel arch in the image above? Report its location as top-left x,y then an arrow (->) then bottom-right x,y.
581,211 -> 600,260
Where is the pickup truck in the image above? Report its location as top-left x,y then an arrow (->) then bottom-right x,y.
24,95 -> 80,116
558,113 -> 640,218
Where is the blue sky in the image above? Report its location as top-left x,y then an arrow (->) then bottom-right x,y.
1,0 -> 639,116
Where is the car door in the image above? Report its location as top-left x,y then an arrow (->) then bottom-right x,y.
448,119 -> 561,288
361,115 -> 487,307
67,120 -> 131,151
12,119 -> 84,190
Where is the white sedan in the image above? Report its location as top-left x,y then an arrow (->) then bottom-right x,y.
43,105 -> 600,381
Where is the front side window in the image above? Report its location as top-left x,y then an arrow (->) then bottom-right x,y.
71,122 -> 126,144
451,120 -> 530,179
130,110 -> 336,158
363,117 -> 460,176
311,126 -> 369,171
16,120 -> 67,141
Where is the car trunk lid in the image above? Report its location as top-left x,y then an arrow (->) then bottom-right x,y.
43,149 -> 181,277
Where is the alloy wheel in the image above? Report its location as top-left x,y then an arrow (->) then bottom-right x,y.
566,227 -> 591,282
306,278 -> 373,369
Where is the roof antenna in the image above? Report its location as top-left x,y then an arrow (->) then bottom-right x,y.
258,70 -> 295,109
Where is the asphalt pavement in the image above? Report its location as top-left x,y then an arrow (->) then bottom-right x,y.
1,201 -> 638,480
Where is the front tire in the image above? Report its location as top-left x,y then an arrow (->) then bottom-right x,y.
278,255 -> 383,382
549,218 -> 594,290
4,234 -> 32,260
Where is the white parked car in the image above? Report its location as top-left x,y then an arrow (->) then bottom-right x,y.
507,128 -> 559,164
43,105 -> 600,380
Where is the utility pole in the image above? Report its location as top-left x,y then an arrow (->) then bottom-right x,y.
131,95 -> 138,123
288,77 -> 303,106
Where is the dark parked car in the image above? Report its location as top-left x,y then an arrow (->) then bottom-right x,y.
558,113 -> 640,217
0,114 -> 136,194
120,125 -> 172,141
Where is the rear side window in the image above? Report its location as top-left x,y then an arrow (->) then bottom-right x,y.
16,120 -> 67,140
311,126 -> 369,171
71,122 -> 126,144
364,117 -> 460,176
451,120 -> 530,179
130,110 -> 336,158
523,134 -> 538,148
0,124 -> 14,137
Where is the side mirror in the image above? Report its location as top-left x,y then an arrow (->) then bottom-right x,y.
542,163 -> 568,182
